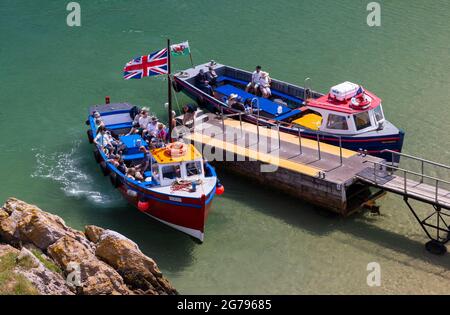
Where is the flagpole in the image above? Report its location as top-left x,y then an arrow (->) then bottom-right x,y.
167,38 -> 173,143
189,51 -> 194,68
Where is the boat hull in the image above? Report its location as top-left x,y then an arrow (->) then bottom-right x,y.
174,76 -> 404,163
119,185 -> 213,242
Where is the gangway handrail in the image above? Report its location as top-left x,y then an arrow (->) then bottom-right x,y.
381,149 -> 450,184
363,160 -> 450,186
362,160 -> 450,205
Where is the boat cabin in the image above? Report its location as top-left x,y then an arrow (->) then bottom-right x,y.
302,81 -> 385,135
149,143 -> 205,187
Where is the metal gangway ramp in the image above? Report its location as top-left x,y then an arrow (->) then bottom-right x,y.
356,150 -> 450,255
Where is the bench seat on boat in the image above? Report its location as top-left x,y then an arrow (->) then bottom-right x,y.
216,76 -> 304,104
216,75 -> 247,86
107,122 -> 133,130
214,85 -> 291,116
122,153 -> 144,161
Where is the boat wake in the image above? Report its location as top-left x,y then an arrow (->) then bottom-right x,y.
31,140 -> 122,205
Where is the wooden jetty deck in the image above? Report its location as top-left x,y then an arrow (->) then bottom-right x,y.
176,111 -> 450,253
178,112 -> 386,215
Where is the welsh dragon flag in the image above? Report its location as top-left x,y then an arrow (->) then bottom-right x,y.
170,41 -> 190,57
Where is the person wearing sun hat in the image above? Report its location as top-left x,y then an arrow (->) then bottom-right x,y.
259,71 -> 272,98
226,93 -> 239,107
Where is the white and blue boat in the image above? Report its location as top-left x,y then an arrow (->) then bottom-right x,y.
173,62 -> 405,163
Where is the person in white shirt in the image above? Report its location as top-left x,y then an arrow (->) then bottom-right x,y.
138,108 -> 150,129
146,116 -> 158,137
245,65 -> 262,94
127,107 -> 150,136
259,71 -> 272,98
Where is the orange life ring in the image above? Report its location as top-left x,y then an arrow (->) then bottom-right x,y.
165,142 -> 188,158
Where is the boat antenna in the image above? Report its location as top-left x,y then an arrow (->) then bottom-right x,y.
167,38 -> 173,143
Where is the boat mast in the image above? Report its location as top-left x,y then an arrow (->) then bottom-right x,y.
167,38 -> 173,143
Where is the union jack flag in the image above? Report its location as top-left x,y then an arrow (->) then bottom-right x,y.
123,48 -> 168,80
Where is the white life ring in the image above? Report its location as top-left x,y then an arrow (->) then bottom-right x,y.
350,94 -> 372,110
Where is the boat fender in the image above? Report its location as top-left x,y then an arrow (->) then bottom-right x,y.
137,200 -> 150,212
99,161 -> 110,176
93,149 -> 102,163
127,189 -> 137,198
87,130 -> 94,144
109,172 -> 120,188
215,183 -> 225,196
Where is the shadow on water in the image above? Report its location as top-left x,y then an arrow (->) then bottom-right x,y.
218,171 -> 450,271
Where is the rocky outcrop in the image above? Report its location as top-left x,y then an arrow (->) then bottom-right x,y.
89,227 -> 178,295
48,236 -> 131,295
0,198 -> 177,295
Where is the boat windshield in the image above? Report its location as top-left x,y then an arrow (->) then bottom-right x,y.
185,161 -> 203,177
353,111 -> 372,131
326,114 -> 349,130
161,164 -> 181,181
373,105 -> 384,123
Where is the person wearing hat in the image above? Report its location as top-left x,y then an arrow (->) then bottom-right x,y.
226,93 -> 239,107
246,65 -> 262,94
259,71 -> 272,98
147,116 -> 158,137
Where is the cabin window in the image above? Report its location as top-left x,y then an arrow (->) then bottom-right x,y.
373,105 -> 384,122
354,111 -> 372,130
161,164 -> 181,180
185,161 -> 203,177
326,114 -> 348,130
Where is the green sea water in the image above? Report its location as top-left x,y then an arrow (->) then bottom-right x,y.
1,0 -> 450,294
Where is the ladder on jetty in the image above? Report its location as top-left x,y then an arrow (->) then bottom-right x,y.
356,150 -> 450,255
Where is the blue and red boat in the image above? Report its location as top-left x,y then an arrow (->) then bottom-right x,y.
86,102 -> 222,242
172,62 -> 404,163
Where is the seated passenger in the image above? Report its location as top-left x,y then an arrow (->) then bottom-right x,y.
108,155 -> 121,167
156,123 -> 167,146
127,107 -> 150,136
195,69 -> 213,95
94,126 -> 110,147
146,116 -> 158,138
126,167 -> 144,182
243,98 -> 254,114
259,71 -> 272,98
245,65 -> 262,94
117,158 -> 127,174
93,111 -> 102,121
136,146 -> 151,172
205,66 -> 218,87
224,93 -> 236,106
94,119 -> 105,132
